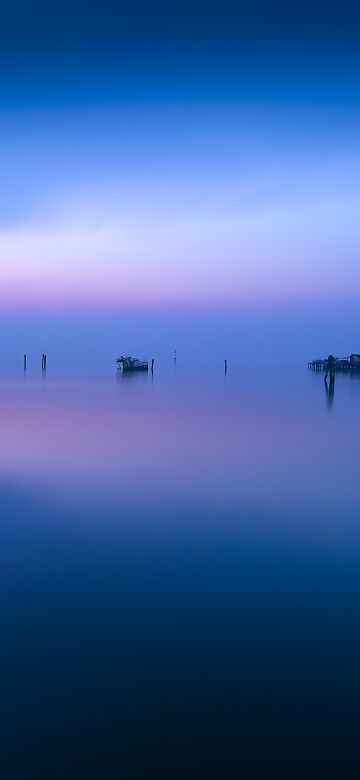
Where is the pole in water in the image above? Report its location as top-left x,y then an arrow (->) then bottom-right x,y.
151,358 -> 154,372
224,359 -> 227,374
23,354 -> 27,371
174,350 -> 177,362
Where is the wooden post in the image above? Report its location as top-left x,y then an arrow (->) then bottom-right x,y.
174,350 -> 177,361
224,359 -> 227,374
151,358 -> 154,372
23,354 -> 27,371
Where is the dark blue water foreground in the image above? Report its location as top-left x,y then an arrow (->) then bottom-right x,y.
1,364 -> 360,778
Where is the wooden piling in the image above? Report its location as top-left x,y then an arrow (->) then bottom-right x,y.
224,359 -> 227,374
151,358 -> 154,372
23,354 -> 27,371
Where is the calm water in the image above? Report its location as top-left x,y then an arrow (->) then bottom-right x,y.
2,359 -> 360,778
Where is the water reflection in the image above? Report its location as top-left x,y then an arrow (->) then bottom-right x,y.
116,368 -> 149,383
0,371 -> 358,517
324,374 -> 335,410
2,369 -> 360,777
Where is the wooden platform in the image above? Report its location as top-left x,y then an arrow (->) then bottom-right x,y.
308,359 -> 360,372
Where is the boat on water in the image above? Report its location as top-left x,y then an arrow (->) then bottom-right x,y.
116,355 -> 149,372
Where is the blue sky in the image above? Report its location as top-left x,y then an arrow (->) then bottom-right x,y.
0,1 -> 359,312
1,1 -> 360,105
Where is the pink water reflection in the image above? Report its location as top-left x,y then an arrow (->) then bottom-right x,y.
0,378 -> 358,527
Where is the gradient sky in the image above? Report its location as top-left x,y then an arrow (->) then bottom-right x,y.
1,1 -> 360,310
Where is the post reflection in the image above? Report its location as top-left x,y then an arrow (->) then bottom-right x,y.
324,375 -> 335,410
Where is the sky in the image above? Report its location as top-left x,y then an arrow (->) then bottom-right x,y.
1,1 -> 360,312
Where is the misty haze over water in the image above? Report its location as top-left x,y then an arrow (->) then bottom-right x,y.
0,303 -> 358,377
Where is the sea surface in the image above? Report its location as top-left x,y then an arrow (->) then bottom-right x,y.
1,355 -> 360,778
